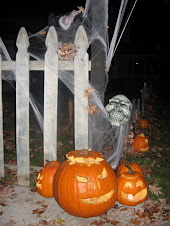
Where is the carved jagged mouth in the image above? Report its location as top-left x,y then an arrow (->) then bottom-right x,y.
79,189 -> 114,204
121,188 -> 147,202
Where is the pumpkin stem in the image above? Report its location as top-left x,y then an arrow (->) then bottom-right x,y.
46,160 -> 54,167
124,162 -> 134,175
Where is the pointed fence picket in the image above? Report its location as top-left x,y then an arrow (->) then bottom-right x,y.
0,55 -> 4,178
16,27 -> 30,186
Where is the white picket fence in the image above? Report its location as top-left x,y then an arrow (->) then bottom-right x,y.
0,26 -> 90,186
0,25 -> 139,187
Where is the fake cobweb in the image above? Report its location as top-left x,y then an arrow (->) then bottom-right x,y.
0,0 -> 137,169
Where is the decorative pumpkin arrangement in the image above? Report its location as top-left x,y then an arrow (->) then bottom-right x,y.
132,133 -> 149,153
117,162 -> 143,178
36,160 -> 60,198
53,149 -> 118,218
117,164 -> 147,206
138,118 -> 149,129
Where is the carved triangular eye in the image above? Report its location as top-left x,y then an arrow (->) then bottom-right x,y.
97,168 -> 107,179
76,175 -> 91,183
124,182 -> 133,188
136,180 -> 143,187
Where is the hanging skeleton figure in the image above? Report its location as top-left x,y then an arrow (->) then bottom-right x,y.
105,94 -> 132,127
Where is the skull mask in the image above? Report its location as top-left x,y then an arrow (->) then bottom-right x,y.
105,94 -> 132,126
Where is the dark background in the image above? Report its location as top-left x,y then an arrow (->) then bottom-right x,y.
0,0 -> 165,99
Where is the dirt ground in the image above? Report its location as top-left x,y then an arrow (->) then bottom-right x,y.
0,183 -> 169,226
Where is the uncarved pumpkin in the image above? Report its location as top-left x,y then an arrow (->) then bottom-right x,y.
132,133 -> 149,152
53,149 -> 118,218
138,118 -> 149,129
117,170 -> 147,206
36,160 -> 60,198
117,162 -> 144,177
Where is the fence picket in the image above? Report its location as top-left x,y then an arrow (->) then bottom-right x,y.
0,55 -> 4,177
74,26 -> 89,149
43,26 -> 58,164
16,27 -> 30,186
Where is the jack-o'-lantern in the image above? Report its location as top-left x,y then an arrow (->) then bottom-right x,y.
53,149 -> 118,218
138,118 -> 149,129
117,166 -> 147,206
132,133 -> 149,152
146,104 -> 153,111
117,162 -> 144,177
36,160 -> 60,198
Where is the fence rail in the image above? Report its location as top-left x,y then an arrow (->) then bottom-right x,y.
0,25 -> 140,186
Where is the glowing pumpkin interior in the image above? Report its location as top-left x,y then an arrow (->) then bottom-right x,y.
118,172 -> 147,205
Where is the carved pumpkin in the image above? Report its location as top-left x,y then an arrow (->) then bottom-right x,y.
53,149 -> 118,218
117,166 -> 147,206
132,133 -> 149,152
138,118 -> 149,129
117,162 -> 143,177
36,160 -> 60,198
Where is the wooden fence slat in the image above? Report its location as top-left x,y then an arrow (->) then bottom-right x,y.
43,26 -> 58,164
74,26 -> 89,150
16,27 -> 30,186
1,60 -> 91,71
0,55 -> 4,177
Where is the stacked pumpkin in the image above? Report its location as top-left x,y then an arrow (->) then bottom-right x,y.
36,149 -> 118,218
116,162 -> 147,206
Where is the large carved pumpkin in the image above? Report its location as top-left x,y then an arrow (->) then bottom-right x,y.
117,167 -> 147,206
138,118 -> 149,129
53,149 -> 118,218
132,133 -> 149,152
117,162 -> 144,177
36,160 -> 60,198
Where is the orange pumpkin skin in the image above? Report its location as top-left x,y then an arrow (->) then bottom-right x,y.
117,162 -> 143,177
53,149 -> 118,218
146,104 -> 153,111
132,133 -> 149,152
36,161 -> 60,198
138,119 -> 149,129
117,172 -> 147,206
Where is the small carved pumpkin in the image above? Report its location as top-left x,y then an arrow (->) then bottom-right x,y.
117,162 -> 143,177
146,104 -> 153,111
132,133 -> 149,152
117,166 -> 147,206
36,160 -> 60,198
53,149 -> 118,218
138,118 -> 149,129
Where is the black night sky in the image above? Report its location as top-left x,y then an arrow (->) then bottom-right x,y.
0,0 -> 167,96
0,0 -> 162,52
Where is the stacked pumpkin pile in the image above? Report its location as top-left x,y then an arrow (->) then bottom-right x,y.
36,147 -> 148,218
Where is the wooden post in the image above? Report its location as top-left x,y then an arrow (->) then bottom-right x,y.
137,99 -> 140,113
0,54 -> 4,177
74,26 -> 89,150
44,26 -> 58,164
16,27 -> 30,186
